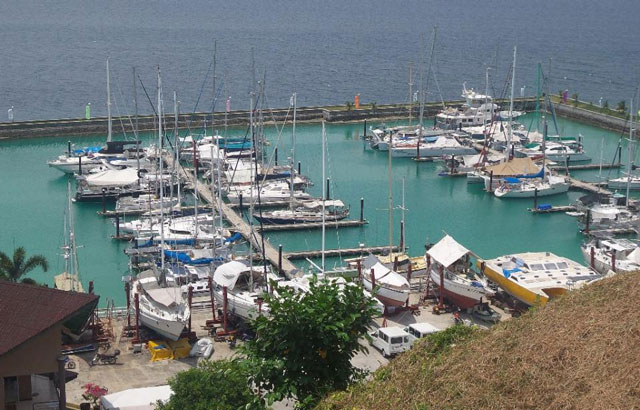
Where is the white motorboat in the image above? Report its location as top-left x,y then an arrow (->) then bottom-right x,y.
436,86 -> 501,130
516,140 -> 590,163
226,181 -> 311,204
116,194 -> 180,213
577,203 -> 639,231
391,135 -> 477,158
426,235 -> 494,310
581,237 -> 640,275
131,269 -> 191,341
608,175 -> 640,190
361,255 -> 410,307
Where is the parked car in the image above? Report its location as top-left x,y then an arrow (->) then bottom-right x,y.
403,322 -> 440,346
369,327 -> 411,357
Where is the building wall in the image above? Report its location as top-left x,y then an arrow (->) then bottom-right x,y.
0,324 -> 61,378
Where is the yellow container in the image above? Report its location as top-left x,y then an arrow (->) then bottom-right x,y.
148,340 -> 173,362
167,338 -> 191,360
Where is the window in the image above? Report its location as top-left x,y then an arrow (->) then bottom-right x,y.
390,336 -> 404,345
530,264 -> 544,271
556,262 -> 568,269
544,263 -> 557,270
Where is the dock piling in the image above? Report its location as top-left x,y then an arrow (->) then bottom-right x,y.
533,188 -> 538,210
590,247 -> 595,269
360,198 -> 364,222
101,188 -> 106,214
187,286 -> 193,333
78,155 -> 82,175
67,140 -> 71,155
298,161 -> 301,175
278,244 -> 283,275
274,148 -> 278,166
115,214 -> 120,237
208,277 -> 216,321
489,171 -> 494,192
585,210 -> 591,234
326,178 -> 330,200
363,120 -> 367,138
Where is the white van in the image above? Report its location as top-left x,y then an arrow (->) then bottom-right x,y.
404,322 -> 440,346
369,327 -> 411,357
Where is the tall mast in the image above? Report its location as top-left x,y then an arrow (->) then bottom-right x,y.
484,67 -> 490,128
388,119 -> 394,257
249,93 -> 255,291
133,67 -> 140,173
107,58 -> 112,142
290,93 -> 297,210
507,45 -> 517,160
535,63 -> 541,131
173,91 -> 179,212
321,121 -> 326,273
626,98 -> 634,207
408,62 -> 414,127
401,177 -> 406,254
418,33 -> 425,130
212,40 -> 217,137
157,67 -> 165,274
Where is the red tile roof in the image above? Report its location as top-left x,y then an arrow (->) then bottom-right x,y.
0,281 -> 99,357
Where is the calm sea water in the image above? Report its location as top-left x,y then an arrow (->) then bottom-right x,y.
0,0 -> 639,121
0,114 -> 634,305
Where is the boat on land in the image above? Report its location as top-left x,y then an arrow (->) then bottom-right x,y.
361,254 -> 410,307
479,252 -> 602,306
212,260 -> 271,320
131,269 -> 191,341
581,237 -> 640,275
426,235 -> 494,309
54,178 -> 84,293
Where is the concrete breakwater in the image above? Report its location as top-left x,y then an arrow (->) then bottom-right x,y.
553,102 -> 631,134
0,98 -> 538,139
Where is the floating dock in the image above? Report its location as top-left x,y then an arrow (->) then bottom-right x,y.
567,176 -> 611,195
548,163 -> 621,171
285,245 -> 399,260
258,219 -> 367,232
528,205 -> 577,214
99,205 -> 213,218
163,154 -> 299,277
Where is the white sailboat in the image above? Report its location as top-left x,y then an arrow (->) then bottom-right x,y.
361,254 -> 410,307
581,237 -> 640,275
54,178 -> 84,292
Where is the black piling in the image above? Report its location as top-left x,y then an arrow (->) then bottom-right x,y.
533,188 -> 538,210
363,120 -> 367,138
239,193 -> 243,210
67,141 -> 71,155
274,148 -> 278,166
297,161 -> 301,175
278,244 -> 283,275
78,155 -> 82,174
101,188 -> 107,214
489,170 -> 494,192
326,178 -> 330,200
115,214 -> 120,237
360,197 -> 364,221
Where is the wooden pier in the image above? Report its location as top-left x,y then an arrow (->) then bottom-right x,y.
285,245 -> 399,260
548,163 -> 621,171
567,176 -> 611,195
99,205 -> 213,218
163,154 -> 299,277
584,227 -> 637,236
259,219 -> 368,232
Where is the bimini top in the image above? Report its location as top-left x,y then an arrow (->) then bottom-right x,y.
427,235 -> 471,268
213,261 -> 250,290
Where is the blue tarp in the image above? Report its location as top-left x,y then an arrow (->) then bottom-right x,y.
538,204 -> 552,211
423,136 -> 439,143
503,177 -> 521,183
163,250 -> 223,265
516,168 -> 545,179
502,267 -> 521,278
137,238 -> 196,248
224,232 -> 243,243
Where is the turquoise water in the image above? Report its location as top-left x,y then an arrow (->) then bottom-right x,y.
0,114 -> 633,305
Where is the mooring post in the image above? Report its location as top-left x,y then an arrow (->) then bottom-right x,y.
363,120 -> 367,138
208,276 -> 216,321
590,247 -> 595,269
298,161 -> 301,175
489,170 -> 494,192
585,209 -> 591,234
188,286 -> 193,333
416,138 -> 421,160
88,281 -> 94,294
67,141 -> 71,156
78,155 -> 82,175
399,221 -> 404,252
360,198 -> 364,221
274,148 -> 278,166
326,178 -> 330,200
134,292 -> 140,342
278,244 -> 283,275
101,188 -> 107,214
357,259 -> 362,279
393,256 -> 399,272
618,146 -> 622,165
533,188 -> 538,210
125,282 -> 131,328
239,193 -> 243,210
565,156 -> 570,176
222,286 -> 229,332
115,214 -> 120,237
450,155 -> 455,174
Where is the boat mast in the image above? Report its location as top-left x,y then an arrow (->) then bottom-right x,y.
321,120 -> 326,273
507,46 -> 517,160
212,40 -> 217,137
401,177 -> 406,254
418,33 -> 425,131
484,67 -> 490,129
249,93 -> 255,291
388,118 -> 394,257
290,93 -> 297,211
174,94 -> 181,205
107,58 -> 112,143
626,97 -> 634,207
133,67 -> 140,174
157,67 -> 165,275
408,62 -> 414,127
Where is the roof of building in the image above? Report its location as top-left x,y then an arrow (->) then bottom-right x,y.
0,281 -> 99,357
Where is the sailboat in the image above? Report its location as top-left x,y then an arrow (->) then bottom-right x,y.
426,235 -> 493,309
608,98 -> 638,190
54,178 -> 84,292
212,260 -> 271,320
129,67 -> 190,341
361,254 -> 410,307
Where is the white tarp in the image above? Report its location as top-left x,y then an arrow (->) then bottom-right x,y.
85,167 -> 139,187
362,254 -> 410,288
627,247 -> 640,264
427,235 -> 471,268
302,199 -> 344,208
146,287 -> 184,308
213,261 -> 249,289
100,385 -> 172,410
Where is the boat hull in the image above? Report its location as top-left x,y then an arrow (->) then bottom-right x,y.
428,269 -> 490,309
361,276 -> 408,307
479,260 -> 549,306
494,183 -> 569,198
138,310 -> 187,341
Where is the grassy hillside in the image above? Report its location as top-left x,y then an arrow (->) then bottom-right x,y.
320,272 -> 640,409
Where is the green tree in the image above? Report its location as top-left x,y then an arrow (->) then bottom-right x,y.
243,277 -> 378,408
571,93 -> 579,107
156,359 -> 263,410
345,101 -> 353,111
0,247 -> 48,283
617,100 -> 627,113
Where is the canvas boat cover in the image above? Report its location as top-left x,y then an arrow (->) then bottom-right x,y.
301,199 -> 345,208
100,385 -> 172,410
626,247 -> 640,264
485,157 -> 539,176
213,261 -> 249,289
362,255 -> 410,288
85,167 -> 139,187
427,235 -> 471,268
138,270 -> 184,308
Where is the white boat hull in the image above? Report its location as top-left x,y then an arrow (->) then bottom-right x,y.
138,309 -> 187,341
494,182 -> 569,198
391,146 -> 477,158
361,276 -> 408,307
